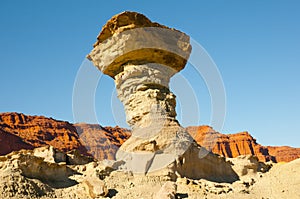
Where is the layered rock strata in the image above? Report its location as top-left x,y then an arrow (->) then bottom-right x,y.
75,123 -> 131,160
88,11 -> 238,181
187,126 -> 300,162
0,112 -> 89,156
1,112 -> 299,163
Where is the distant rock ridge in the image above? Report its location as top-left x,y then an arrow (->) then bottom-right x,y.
0,112 -> 89,156
186,126 -> 283,162
0,112 -> 299,162
74,123 -> 131,160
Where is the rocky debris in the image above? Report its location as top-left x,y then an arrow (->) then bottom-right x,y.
75,123 -> 131,160
170,143 -> 239,183
0,146 -> 299,198
82,176 -> 108,198
66,150 -> 94,165
33,145 -> 94,166
0,112 -> 89,156
153,181 -> 177,199
33,145 -> 67,163
0,147 -> 106,199
228,155 -> 271,178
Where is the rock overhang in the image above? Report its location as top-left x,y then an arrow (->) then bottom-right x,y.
87,11 -> 192,78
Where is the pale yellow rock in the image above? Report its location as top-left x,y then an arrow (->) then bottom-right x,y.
87,12 -> 191,78
0,147 -> 299,198
33,145 -> 66,163
228,155 -> 271,178
82,176 -> 108,198
88,12 -> 242,181
88,11 -> 195,175
153,181 -> 177,199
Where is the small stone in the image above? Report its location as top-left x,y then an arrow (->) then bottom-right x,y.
82,177 -> 108,198
153,181 -> 177,199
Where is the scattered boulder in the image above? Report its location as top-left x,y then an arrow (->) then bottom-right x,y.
82,176 -> 108,198
154,181 -> 177,199
229,155 -> 271,177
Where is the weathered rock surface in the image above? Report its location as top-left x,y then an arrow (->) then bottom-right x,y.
0,146 -> 299,199
82,176 -> 108,198
187,126 -> 273,161
76,124 -> 300,163
75,123 -> 131,160
0,147 -> 106,199
267,146 -> 300,162
228,155 -> 271,178
88,11 -> 199,176
153,181 -> 177,199
0,128 -> 34,155
0,112 -> 89,156
87,11 -> 191,78
187,125 -> 300,162
1,112 -> 299,163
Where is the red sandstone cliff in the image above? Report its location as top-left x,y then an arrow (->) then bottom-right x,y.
0,112 -> 89,155
0,112 -> 299,162
74,123 -> 131,160
267,146 -> 300,162
186,126 -> 300,162
0,129 -> 34,155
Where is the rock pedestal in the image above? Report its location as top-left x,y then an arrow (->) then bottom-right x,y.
88,11 -> 239,182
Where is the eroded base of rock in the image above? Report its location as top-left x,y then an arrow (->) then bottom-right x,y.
0,146 -> 299,199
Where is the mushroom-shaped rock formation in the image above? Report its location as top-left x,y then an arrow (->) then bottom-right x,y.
88,11 -> 238,183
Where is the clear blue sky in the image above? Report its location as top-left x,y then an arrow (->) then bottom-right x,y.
0,1 -> 299,147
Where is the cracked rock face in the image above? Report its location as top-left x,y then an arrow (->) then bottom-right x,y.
114,63 -> 177,128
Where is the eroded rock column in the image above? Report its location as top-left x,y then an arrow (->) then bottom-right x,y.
88,12 -> 239,182
88,11 -> 192,173
114,63 -> 177,128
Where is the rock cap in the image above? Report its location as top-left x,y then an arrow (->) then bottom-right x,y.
87,11 -> 192,78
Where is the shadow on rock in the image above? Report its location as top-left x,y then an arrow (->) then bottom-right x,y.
19,154 -> 80,188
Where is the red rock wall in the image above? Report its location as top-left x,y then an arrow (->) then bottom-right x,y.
186,126 -> 298,162
0,112 -> 89,155
0,129 -> 34,155
74,123 -> 131,160
0,113 -> 299,162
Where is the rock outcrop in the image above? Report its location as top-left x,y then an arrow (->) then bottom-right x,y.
187,126 -> 300,162
1,112 -> 299,163
266,146 -> 300,162
87,11 -> 240,182
0,129 -> 34,155
75,124 -> 300,163
187,126 -> 273,161
154,181 -> 177,199
0,112 -> 89,156
0,147 -> 105,198
75,123 -> 131,160
0,146 -> 299,199
88,11 -> 193,169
